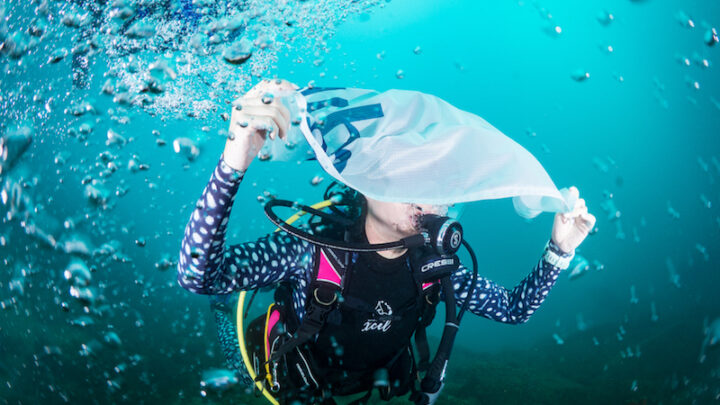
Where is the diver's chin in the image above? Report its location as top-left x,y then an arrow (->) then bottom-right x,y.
405,224 -> 423,238
392,223 -> 418,239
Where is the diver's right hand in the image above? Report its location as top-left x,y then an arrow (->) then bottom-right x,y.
222,79 -> 297,172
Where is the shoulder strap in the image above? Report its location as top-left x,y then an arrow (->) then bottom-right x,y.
314,246 -> 348,290
269,246 -> 350,362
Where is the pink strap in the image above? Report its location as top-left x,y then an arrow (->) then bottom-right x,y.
422,281 -> 436,290
317,249 -> 342,287
266,309 -> 280,355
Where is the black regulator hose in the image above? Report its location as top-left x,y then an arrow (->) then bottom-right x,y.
264,199 -> 426,252
420,239 -> 479,395
420,275 -> 459,395
457,239 -> 479,321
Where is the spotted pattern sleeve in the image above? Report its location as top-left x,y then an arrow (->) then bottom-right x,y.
449,238 -> 573,324
208,295 -> 253,386
177,156 -> 313,295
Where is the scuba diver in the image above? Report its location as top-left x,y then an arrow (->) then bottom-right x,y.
177,79 -> 597,404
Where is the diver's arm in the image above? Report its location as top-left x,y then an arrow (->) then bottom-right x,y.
178,79 -> 308,294
450,238 -> 573,324
177,155 -> 312,294
177,155 -> 243,294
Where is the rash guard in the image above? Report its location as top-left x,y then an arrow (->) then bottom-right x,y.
178,156 -> 573,375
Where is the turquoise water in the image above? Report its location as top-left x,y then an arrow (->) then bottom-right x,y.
1,0 -> 719,403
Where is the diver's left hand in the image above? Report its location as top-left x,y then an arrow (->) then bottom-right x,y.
551,186 -> 596,254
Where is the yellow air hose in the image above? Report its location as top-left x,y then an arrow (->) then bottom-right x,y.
236,199 -> 335,405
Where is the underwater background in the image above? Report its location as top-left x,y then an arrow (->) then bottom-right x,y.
1,0 -> 719,403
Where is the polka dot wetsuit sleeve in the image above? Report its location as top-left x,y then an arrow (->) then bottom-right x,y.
177,156 -> 314,297
208,294 -> 254,386
450,238 -> 573,324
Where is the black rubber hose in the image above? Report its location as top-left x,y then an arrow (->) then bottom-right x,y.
457,239 -> 478,321
420,276 -> 459,394
264,199 -> 426,252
